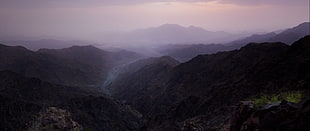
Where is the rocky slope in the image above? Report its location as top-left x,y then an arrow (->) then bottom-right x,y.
24,107 -> 83,131
1,35 -> 309,131
0,71 -> 142,131
155,36 -> 309,130
145,42 -> 291,130
229,98 -> 310,131
110,36 -> 310,130
61,96 -> 142,131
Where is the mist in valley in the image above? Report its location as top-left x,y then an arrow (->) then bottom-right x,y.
0,0 -> 308,56
0,0 -> 309,130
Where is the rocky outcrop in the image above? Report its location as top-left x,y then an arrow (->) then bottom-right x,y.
24,107 -> 83,131
61,96 -> 143,131
0,71 -> 142,130
230,98 -> 310,131
125,36 -> 310,130
144,42 -> 291,130
0,70 -> 100,131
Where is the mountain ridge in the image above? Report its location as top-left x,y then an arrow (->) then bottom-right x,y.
158,22 -> 309,62
109,36 -> 310,130
0,43 -> 140,87
0,70 -> 142,130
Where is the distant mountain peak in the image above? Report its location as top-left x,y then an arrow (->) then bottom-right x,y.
124,24 -> 237,44
157,24 -> 208,31
159,24 -> 184,28
0,43 -> 32,54
67,45 -> 98,50
0,43 -> 28,50
287,22 -> 309,31
228,22 -> 309,46
298,22 -> 310,26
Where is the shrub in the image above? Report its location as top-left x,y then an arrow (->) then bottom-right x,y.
252,91 -> 303,108
252,94 -> 279,108
282,91 -> 303,103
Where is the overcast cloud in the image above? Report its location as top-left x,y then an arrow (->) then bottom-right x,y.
0,0 -> 308,8
0,0 -> 308,41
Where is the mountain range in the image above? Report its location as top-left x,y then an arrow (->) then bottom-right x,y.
159,22 -> 310,61
96,24 -> 244,45
107,35 -> 310,130
0,23 -> 309,131
0,44 -> 140,87
0,39 -> 93,51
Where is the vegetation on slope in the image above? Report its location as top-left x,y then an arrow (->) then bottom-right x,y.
252,91 -> 304,108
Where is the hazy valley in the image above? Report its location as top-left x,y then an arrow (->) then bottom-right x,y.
0,19 -> 309,131
1,1 -> 310,130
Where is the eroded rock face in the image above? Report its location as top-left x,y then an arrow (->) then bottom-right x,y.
230,98 -> 310,131
61,96 -> 143,131
24,107 -> 83,131
229,101 -> 255,131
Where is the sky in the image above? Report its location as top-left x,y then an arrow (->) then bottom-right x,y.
0,0 -> 309,40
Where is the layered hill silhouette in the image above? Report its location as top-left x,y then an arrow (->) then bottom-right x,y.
109,36 -> 310,130
98,24 -> 242,45
128,24 -> 239,43
0,44 -> 140,87
0,30 -> 309,130
228,22 -> 310,46
0,39 -> 91,51
160,22 -> 310,61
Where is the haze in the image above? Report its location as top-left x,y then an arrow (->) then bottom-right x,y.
0,0 -> 308,41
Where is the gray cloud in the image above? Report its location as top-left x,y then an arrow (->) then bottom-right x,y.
0,0 -> 308,8
218,0 -> 308,6
0,0 -> 214,8
0,0 -> 307,40
0,0 -> 307,8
